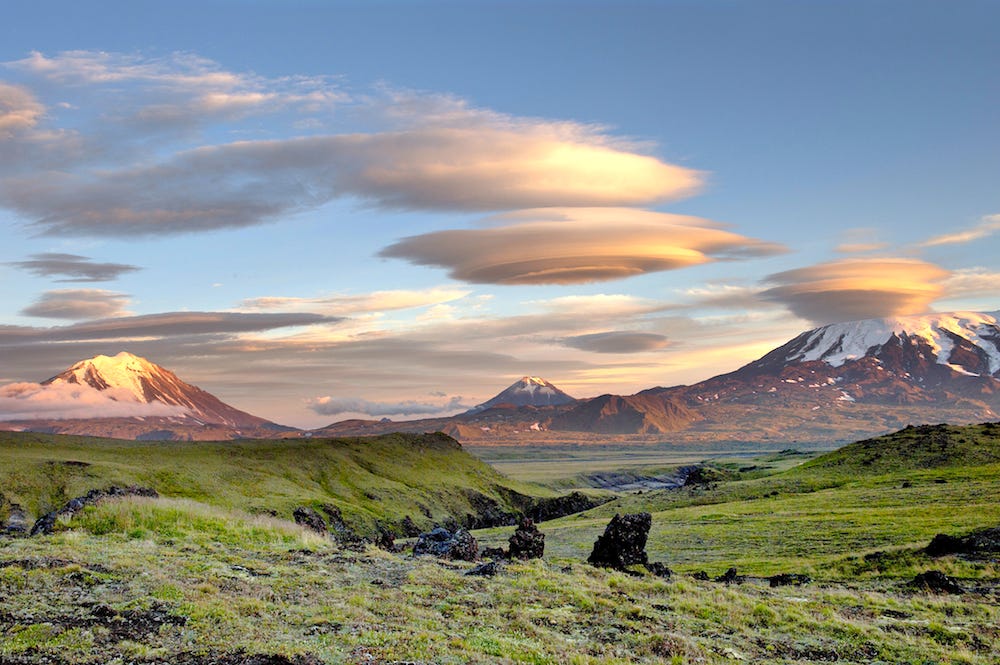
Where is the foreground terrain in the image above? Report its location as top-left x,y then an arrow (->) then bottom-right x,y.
1,425 -> 999,663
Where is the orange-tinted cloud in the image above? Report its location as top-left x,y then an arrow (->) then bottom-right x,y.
920,214 -> 1000,247
21,289 -> 131,320
381,208 -> 786,285
761,258 -> 949,324
0,82 -> 43,134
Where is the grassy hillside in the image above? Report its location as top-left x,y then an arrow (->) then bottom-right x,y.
0,431 -> 559,536
2,424 -> 999,663
509,422 -> 1000,575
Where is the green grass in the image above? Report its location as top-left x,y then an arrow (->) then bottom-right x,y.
2,424 -> 1000,663
0,431 -> 553,535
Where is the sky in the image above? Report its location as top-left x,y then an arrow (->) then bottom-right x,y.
1,0 -> 998,428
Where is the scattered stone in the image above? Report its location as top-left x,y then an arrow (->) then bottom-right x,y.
910,570 -> 964,594
768,573 -> 811,587
481,546 -> 508,560
30,486 -> 158,536
926,527 -> 1000,557
644,561 -> 673,578
412,526 -> 478,561
319,503 -> 364,547
587,512 -> 651,569
508,518 -> 545,560
692,571 -> 710,581
466,560 -> 504,577
292,507 -> 327,534
715,567 -> 745,584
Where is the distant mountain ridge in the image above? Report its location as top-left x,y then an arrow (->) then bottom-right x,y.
317,310 -> 1000,445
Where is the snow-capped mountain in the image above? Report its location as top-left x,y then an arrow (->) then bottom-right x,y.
748,311 -> 1000,378
464,376 -> 577,414
1,352 -> 292,440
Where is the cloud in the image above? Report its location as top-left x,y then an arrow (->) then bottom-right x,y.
0,311 -> 339,344
9,253 -> 141,281
919,214 -> 1000,248
559,331 -> 670,354
21,289 -> 131,319
0,381 -> 189,421
760,258 -> 949,325
0,82 -> 43,135
1,51 -> 704,237
308,394 -> 472,417
940,268 -> 1000,300
242,287 -> 470,315
381,208 -> 786,285
834,227 -> 887,254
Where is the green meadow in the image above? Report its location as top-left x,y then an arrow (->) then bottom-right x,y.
1,424 -> 999,663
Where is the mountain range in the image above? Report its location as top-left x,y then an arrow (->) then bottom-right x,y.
2,311 -> 1000,445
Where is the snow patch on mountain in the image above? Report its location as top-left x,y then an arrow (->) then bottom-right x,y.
784,311 -> 1000,373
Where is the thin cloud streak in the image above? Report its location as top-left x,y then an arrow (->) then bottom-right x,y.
920,214 -> 1000,247
21,289 -> 131,320
9,253 -> 141,282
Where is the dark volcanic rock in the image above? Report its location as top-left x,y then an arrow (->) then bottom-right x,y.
374,526 -> 399,552
413,527 -> 478,561
587,512 -> 651,569
400,515 -> 422,537
30,485 -> 158,536
768,573 -> 811,587
466,560 -> 504,577
508,518 -> 545,560
926,527 -> 1000,557
910,570 -> 964,594
319,503 -> 364,546
644,561 -> 673,578
481,546 -> 508,560
715,567 -> 745,584
528,491 -> 606,522
292,507 -> 328,534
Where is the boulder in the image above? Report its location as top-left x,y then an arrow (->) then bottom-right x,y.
644,561 -> 673,578
508,518 -> 545,560
768,573 -> 811,587
715,567 -> 745,584
466,560 -> 504,577
412,527 -> 478,561
926,527 -> 1000,557
587,512 -> 651,569
911,570 -> 964,594
292,507 -> 328,534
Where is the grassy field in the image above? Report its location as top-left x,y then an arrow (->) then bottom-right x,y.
0,431 -> 554,536
1,424 -> 999,663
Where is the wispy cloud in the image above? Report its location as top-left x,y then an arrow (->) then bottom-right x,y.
308,394 -> 471,418
0,51 -> 704,238
919,214 -> 1000,248
760,258 -> 949,325
0,311 -> 339,344
558,331 -> 670,354
381,208 -> 785,285
21,289 -> 131,320
9,253 -> 141,282
242,287 -> 470,315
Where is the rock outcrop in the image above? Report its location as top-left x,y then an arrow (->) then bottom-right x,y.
30,486 -> 159,536
587,512 -> 651,569
508,518 -> 545,560
412,527 -> 478,561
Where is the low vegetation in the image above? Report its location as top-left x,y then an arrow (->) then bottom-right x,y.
1,423 -> 999,663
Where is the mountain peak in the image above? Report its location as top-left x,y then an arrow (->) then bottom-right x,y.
41,351 -> 277,429
761,311 -> 1000,376
465,376 -> 576,414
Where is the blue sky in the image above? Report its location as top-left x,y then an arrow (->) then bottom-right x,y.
1,1 -> 998,427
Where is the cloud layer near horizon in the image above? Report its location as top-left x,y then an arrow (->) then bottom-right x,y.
0,381 -> 189,421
